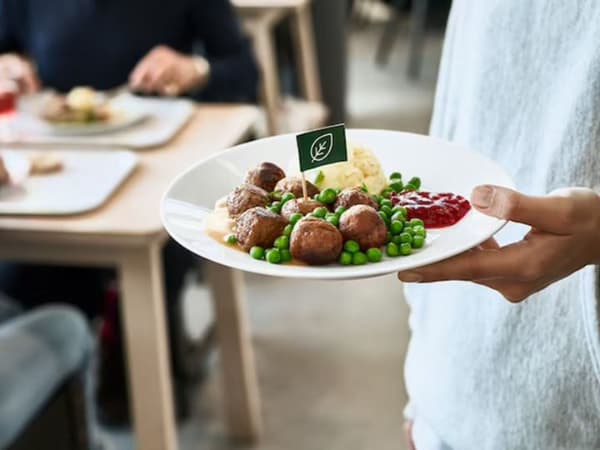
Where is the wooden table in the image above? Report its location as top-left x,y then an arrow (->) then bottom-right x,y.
0,105 -> 260,450
233,0 -> 327,135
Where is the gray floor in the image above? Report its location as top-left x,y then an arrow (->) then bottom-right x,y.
102,20 -> 442,450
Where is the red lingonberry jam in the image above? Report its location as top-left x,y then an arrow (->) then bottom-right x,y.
391,191 -> 471,228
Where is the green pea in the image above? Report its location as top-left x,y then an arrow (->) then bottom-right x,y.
339,251 -> 353,265
372,194 -> 383,204
281,192 -> 295,204
224,234 -> 237,245
270,201 -> 282,213
409,218 -> 425,227
360,183 -> 369,193
403,183 -> 417,192
274,235 -> 289,250
379,211 -> 390,226
344,240 -> 360,253
392,206 -> 408,218
407,177 -> 421,190
283,224 -> 293,237
381,188 -> 393,199
403,227 -> 414,236
412,225 -> 426,237
380,199 -> 393,209
319,188 -> 337,204
380,205 -> 393,217
412,235 -> 425,249
325,213 -> 339,227
386,242 -> 399,257
389,171 -> 402,180
334,188 -> 341,195
366,248 -> 382,263
289,213 -> 303,226
266,248 -> 281,264
312,207 -> 328,218
352,251 -> 368,265
386,232 -> 393,243
400,243 -> 412,256
389,181 -> 403,193
391,212 -> 405,225
392,235 -> 404,245
335,206 -> 347,217
390,220 -> 404,235
270,191 -> 283,201
399,232 -> 412,244
250,246 -> 265,260
280,249 -> 292,262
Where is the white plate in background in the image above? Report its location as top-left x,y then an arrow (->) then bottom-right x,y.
0,149 -> 138,215
161,129 -> 515,280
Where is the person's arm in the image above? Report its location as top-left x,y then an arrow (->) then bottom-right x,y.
190,0 -> 259,102
0,0 -> 39,93
397,185 -> 600,302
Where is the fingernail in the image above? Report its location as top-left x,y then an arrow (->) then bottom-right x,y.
398,271 -> 423,282
472,185 -> 494,209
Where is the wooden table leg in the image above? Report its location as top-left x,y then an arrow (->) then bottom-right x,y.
207,263 -> 262,443
291,3 -> 322,103
118,243 -> 177,450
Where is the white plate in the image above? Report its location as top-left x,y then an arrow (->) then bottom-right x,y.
14,93 -> 194,148
0,149 -> 138,215
161,129 -> 515,280
18,92 -> 148,136
2,151 -> 31,185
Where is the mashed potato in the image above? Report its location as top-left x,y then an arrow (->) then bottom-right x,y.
66,87 -> 97,112
314,143 -> 387,194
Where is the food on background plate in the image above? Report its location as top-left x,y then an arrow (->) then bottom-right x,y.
313,144 -> 387,194
28,152 -> 64,175
41,86 -> 110,123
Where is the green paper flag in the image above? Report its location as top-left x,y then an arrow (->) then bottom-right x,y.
296,124 -> 348,172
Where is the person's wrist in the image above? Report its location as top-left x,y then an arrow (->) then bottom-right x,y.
187,55 -> 210,92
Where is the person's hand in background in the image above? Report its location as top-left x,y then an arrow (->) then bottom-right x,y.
397,185 -> 600,302
129,45 -> 209,97
0,54 -> 39,94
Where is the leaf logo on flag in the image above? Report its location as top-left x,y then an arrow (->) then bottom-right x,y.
310,133 -> 333,163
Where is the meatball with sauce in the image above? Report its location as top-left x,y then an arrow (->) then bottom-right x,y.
244,162 -> 286,192
290,217 -> 343,265
334,188 -> 378,211
280,198 -> 324,221
235,207 -> 287,252
274,176 -> 320,199
226,184 -> 269,217
338,205 -> 387,251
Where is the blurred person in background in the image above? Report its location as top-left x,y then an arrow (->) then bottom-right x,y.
0,0 -> 259,425
398,1 -> 600,449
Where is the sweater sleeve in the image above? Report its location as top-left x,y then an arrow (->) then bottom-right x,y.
189,0 -> 259,103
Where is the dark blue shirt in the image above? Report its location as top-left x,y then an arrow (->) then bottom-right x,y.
0,0 -> 259,102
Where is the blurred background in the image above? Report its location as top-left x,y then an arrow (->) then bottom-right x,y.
0,0 -> 450,449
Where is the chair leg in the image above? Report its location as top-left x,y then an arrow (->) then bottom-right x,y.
376,0 -> 409,66
407,0 -> 429,79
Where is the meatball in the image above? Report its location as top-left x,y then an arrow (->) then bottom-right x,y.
339,205 -> 387,251
334,188 -> 378,211
244,162 -> 286,192
235,207 -> 287,252
290,217 -> 343,265
274,176 -> 320,199
280,198 -> 325,221
226,184 -> 269,217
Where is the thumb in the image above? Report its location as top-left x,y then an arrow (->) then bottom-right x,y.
470,185 -> 574,233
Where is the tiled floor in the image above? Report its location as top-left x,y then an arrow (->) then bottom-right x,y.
102,19 -> 442,450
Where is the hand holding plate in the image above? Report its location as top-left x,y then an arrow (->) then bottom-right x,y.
397,185 -> 600,302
